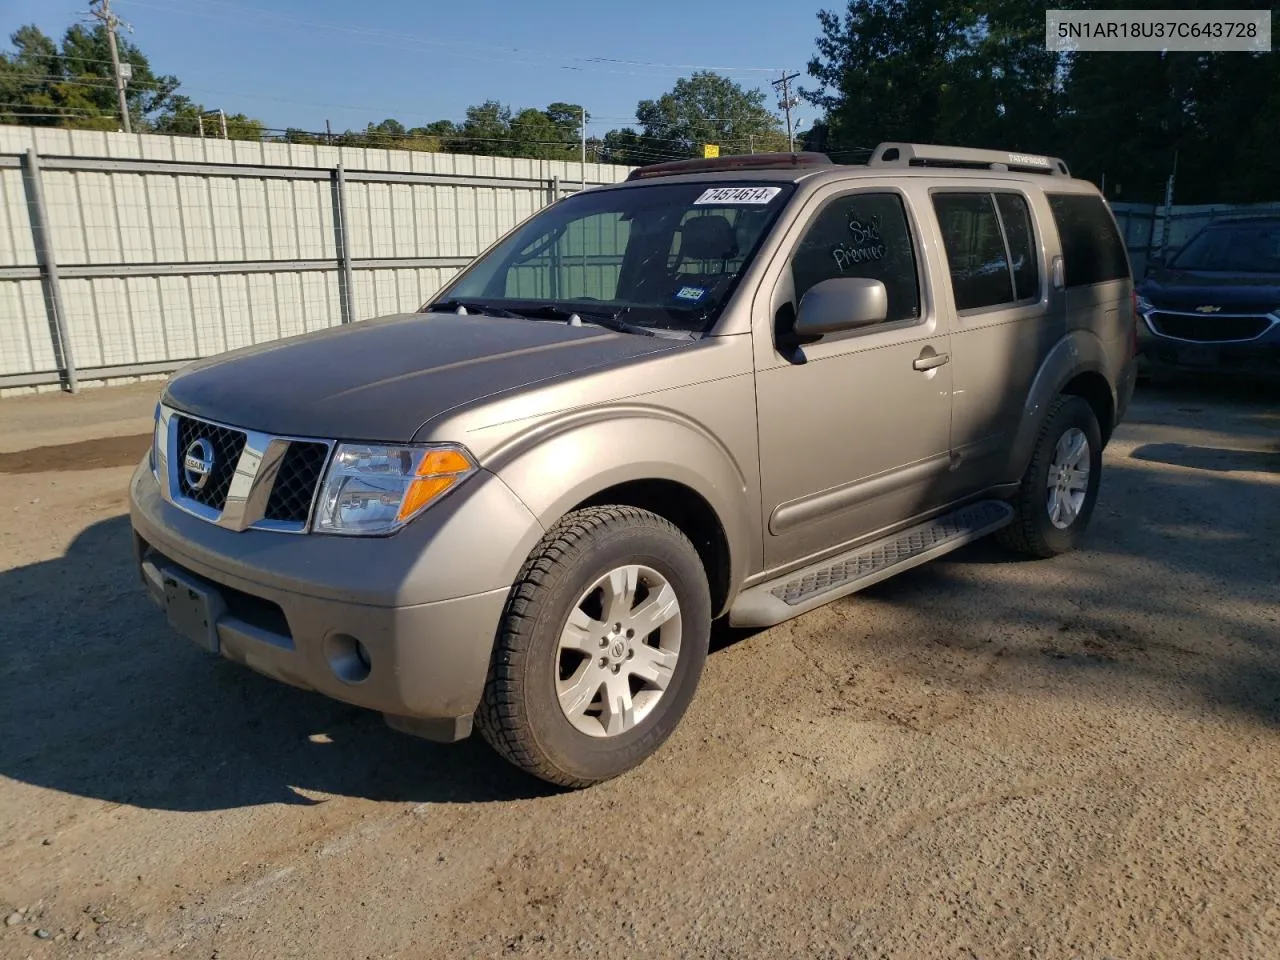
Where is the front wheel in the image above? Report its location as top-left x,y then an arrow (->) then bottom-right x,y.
476,506 -> 711,788
996,395 -> 1103,558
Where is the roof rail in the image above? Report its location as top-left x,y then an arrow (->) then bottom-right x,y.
625,151 -> 832,181
869,142 -> 1071,177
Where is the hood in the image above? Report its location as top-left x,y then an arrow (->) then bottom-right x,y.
1139,267 -> 1280,315
163,313 -> 686,441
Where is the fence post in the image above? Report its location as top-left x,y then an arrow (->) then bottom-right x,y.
332,162 -> 356,325
21,147 -> 78,393
550,174 -> 559,206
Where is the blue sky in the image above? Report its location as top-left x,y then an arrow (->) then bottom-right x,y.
6,0 -> 828,138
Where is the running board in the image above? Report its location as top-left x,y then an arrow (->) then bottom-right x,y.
728,500 -> 1013,628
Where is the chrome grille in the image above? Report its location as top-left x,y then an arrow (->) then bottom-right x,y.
1148,312 -> 1272,343
159,405 -> 332,534
264,442 -> 329,523
173,415 -> 246,510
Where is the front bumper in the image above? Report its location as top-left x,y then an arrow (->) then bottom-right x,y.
129,459 -> 545,737
1137,314 -> 1280,380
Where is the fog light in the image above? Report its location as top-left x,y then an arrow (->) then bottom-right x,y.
325,633 -> 372,684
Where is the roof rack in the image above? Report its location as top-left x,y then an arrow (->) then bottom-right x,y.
625,151 -> 832,181
869,142 -> 1071,177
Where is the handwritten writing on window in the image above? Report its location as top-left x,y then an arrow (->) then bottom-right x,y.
831,215 -> 887,271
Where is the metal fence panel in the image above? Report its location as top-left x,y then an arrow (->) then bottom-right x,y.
0,124 -> 632,391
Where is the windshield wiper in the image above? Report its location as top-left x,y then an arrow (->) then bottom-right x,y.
517,304 -> 690,339
425,299 -> 525,319
530,304 -> 651,336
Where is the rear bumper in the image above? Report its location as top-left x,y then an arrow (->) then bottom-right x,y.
129,459 -> 544,736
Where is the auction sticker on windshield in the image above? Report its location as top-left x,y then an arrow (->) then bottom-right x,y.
694,186 -> 783,205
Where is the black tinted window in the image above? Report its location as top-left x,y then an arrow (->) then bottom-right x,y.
933,193 -> 1012,310
791,192 -> 921,324
995,193 -> 1039,300
1047,193 -> 1130,287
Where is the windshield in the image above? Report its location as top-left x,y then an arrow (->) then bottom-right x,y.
1171,221 -> 1280,273
427,181 -> 795,334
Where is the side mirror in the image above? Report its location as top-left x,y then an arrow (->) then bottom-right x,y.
794,277 -> 888,338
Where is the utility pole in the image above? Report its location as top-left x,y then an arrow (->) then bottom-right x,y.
90,0 -> 131,133
772,70 -> 801,153
1159,148 -> 1178,263
581,107 -> 587,192
326,118 -> 333,145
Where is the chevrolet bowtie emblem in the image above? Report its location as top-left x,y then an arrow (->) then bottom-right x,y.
1195,305 -> 1222,313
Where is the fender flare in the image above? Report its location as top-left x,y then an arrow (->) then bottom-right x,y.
484,403 -> 756,603
1004,330 -> 1115,481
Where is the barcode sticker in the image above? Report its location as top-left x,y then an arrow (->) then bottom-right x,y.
693,186 -> 783,205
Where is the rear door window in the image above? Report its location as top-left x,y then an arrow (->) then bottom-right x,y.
932,193 -> 1013,310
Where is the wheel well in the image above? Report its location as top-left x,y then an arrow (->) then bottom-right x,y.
1061,371 -> 1115,445
576,480 -> 732,617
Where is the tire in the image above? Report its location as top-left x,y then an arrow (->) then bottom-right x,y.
996,395 -> 1103,558
476,506 -> 712,788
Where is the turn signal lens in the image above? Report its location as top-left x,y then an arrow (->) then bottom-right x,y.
314,443 -> 476,536
397,451 -> 473,521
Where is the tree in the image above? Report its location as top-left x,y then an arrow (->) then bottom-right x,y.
633,71 -> 785,159
598,128 -> 651,165
0,26 -> 61,126
0,22 -> 250,136
802,0 -> 1280,202
438,100 -> 585,159
451,100 -> 514,155
804,0 -> 994,152
151,94 -> 264,141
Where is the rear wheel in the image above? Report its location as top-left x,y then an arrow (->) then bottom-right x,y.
477,506 -> 711,788
997,395 -> 1103,558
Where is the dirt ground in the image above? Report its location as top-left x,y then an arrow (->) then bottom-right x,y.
0,379 -> 1277,960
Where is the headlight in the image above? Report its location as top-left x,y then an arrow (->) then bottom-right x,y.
313,443 -> 476,536
1135,294 -> 1155,314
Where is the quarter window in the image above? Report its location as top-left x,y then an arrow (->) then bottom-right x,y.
790,192 -> 921,325
1046,193 -> 1130,287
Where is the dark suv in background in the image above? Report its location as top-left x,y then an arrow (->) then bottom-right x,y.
1136,216 -> 1280,380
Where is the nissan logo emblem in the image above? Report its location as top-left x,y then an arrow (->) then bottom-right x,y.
182,437 -> 215,492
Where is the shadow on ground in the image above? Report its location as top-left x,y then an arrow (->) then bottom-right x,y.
0,515 -> 556,812
1,381 -> 1276,812
1129,442 -> 1279,473
837,448 -> 1280,729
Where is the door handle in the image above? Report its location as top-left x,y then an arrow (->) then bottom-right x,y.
913,351 -> 951,372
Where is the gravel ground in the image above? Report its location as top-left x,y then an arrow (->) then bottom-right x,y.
0,380 -> 1277,960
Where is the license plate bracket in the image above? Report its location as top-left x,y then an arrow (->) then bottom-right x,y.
163,571 -> 225,654
1179,345 -> 1217,367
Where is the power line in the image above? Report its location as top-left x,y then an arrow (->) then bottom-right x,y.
580,57 -> 782,73
115,0 -> 784,80
772,70 -> 801,152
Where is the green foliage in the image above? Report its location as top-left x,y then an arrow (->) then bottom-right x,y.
806,0 -> 1280,201
151,95 -> 264,141
0,23 -> 181,130
636,71 -> 785,158
4,5 -> 1277,201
